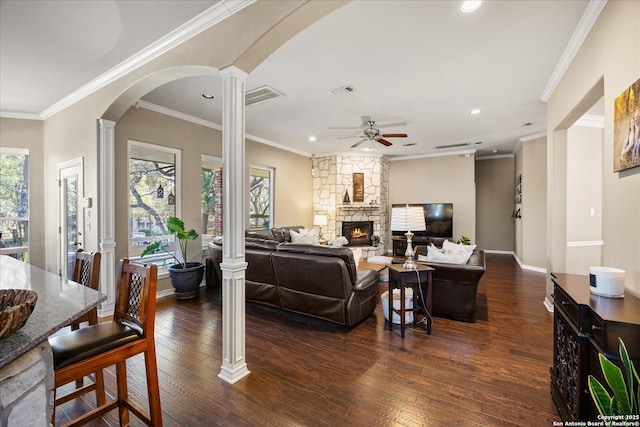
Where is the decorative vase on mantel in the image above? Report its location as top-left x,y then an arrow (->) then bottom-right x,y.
343,190 -> 351,204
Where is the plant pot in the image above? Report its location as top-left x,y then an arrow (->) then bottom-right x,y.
168,262 -> 205,299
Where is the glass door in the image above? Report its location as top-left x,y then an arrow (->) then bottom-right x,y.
58,159 -> 84,278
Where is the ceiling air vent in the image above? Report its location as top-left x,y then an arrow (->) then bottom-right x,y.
245,85 -> 284,106
435,142 -> 471,149
328,85 -> 355,96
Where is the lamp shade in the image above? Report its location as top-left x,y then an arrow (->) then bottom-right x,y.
391,206 -> 426,232
313,214 -> 328,227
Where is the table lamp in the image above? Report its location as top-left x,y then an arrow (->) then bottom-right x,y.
313,214 -> 328,240
391,205 -> 426,270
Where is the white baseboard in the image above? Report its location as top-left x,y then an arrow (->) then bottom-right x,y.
482,249 -> 513,255
543,296 -> 554,312
510,252 -> 547,274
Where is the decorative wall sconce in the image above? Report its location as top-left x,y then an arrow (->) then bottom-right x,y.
157,184 -> 164,198
168,191 -> 175,206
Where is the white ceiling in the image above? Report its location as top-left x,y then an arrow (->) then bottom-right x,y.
1,0 -> 597,159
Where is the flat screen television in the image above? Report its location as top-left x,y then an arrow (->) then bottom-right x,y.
391,203 -> 453,238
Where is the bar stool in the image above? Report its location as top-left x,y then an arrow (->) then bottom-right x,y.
49,259 -> 162,426
63,249 -> 104,400
67,249 -> 101,330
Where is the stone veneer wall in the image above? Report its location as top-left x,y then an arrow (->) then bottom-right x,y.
0,343 -> 53,426
312,155 -> 389,257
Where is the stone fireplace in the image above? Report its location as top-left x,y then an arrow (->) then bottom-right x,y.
342,221 -> 374,246
312,155 -> 389,259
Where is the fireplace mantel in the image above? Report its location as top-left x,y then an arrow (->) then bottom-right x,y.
338,204 -> 380,211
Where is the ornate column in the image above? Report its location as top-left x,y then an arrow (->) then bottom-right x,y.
97,118 -> 116,315
218,66 -> 250,384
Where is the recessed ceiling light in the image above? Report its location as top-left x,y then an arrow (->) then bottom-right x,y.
403,143 -> 417,147
523,122 -> 533,127
492,149 -> 499,153
202,93 -> 215,99
461,1 -> 482,14
308,136 -> 317,142
471,109 -> 481,115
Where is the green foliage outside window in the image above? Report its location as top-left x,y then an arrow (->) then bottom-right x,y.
0,152 -> 29,261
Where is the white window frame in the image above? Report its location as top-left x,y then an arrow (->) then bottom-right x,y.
249,164 -> 274,230
0,147 -> 30,259
127,140 -> 181,271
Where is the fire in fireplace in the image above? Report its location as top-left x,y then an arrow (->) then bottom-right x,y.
342,221 -> 374,246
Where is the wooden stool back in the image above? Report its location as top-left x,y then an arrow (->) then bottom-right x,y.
51,259 -> 161,426
70,249 -> 101,329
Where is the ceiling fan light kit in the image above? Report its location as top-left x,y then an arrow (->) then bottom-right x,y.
336,116 -> 408,149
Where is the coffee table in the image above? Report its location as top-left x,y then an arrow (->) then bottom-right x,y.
358,262 -> 387,272
387,263 -> 434,337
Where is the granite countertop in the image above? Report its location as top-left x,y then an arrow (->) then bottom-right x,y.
0,255 -> 106,369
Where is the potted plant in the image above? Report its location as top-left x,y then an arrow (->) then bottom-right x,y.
457,235 -> 471,245
588,338 -> 639,423
141,216 -> 204,299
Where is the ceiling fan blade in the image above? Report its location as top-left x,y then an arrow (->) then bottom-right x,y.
338,134 -> 363,139
381,133 -> 407,138
377,138 -> 393,146
376,122 -> 407,128
351,139 -> 367,148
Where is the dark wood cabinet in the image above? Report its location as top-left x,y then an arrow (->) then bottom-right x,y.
391,236 -> 433,256
550,273 -> 640,422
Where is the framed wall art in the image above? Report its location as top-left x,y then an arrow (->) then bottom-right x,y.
352,173 -> 364,202
614,78 -> 640,172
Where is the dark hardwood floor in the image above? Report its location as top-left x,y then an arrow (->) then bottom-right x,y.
55,253 -> 560,426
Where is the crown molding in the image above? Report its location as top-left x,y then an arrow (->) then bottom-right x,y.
0,111 -> 43,120
388,149 -> 477,162
135,100 -> 312,158
540,0 -> 607,102
518,131 -> 547,142
476,153 -> 515,161
329,152 -> 385,159
38,0 -> 256,120
136,100 -> 222,130
574,114 -> 605,128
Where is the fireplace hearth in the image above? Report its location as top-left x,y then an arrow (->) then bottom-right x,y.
342,221 -> 374,246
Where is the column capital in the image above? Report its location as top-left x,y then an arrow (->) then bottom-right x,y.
220,66 -> 248,81
98,118 -> 116,129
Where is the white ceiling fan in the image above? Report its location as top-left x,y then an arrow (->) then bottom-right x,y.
330,116 -> 408,148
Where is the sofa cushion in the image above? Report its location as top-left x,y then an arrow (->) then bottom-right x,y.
272,226 -> 304,242
276,243 -> 358,285
419,245 -> 473,264
246,237 -> 280,251
290,228 -> 319,245
246,228 -> 275,240
442,239 -> 477,253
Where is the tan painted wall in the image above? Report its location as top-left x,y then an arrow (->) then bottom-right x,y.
521,136 -> 547,269
29,1 -> 342,277
566,125 -> 603,274
547,1 -> 640,296
388,154 -> 476,245
246,141 -> 312,229
0,118 -> 45,269
475,157 -> 515,251
514,147 -> 524,259
115,107 -> 311,292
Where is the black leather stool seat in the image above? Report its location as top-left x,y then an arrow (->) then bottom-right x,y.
50,322 -> 141,369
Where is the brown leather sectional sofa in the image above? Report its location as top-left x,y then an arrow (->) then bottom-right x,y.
414,242 -> 486,322
208,226 -> 379,326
